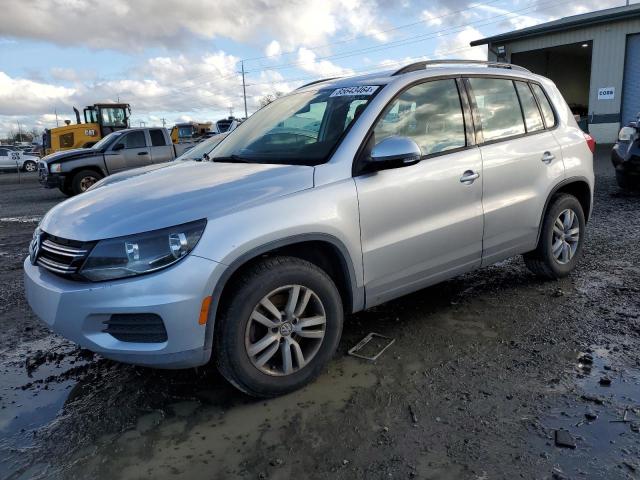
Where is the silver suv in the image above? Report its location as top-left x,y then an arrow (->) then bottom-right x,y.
24,60 -> 595,397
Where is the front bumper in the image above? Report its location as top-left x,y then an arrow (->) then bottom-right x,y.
38,168 -> 64,189
24,254 -> 224,368
612,143 -> 640,178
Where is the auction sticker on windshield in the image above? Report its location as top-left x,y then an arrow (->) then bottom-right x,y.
330,86 -> 379,97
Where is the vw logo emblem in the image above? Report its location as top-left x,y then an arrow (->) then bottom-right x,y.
29,229 -> 41,265
279,322 -> 293,336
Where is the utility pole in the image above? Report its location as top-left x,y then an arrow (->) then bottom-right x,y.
54,107 -> 59,127
241,60 -> 248,119
16,120 -> 23,142
161,118 -> 166,128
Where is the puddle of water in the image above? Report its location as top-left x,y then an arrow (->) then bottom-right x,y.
64,356 -> 377,480
0,337 -> 89,479
539,347 -> 640,478
577,347 -> 640,403
0,217 -> 42,224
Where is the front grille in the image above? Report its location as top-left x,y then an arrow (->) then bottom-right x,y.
36,233 -> 94,277
103,314 -> 168,343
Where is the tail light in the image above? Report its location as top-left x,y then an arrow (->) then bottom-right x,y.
583,133 -> 596,154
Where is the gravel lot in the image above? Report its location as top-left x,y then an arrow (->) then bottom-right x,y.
1,147 -> 639,480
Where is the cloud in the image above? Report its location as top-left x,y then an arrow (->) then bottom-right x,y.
0,72 -> 76,116
296,48 -> 354,77
0,47 -> 312,135
434,26 -> 487,60
0,0 -> 388,52
265,40 -> 282,58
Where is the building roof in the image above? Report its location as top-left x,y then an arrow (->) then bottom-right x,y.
470,3 -> 640,46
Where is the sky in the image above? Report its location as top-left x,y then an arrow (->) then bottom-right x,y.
0,0 -> 636,139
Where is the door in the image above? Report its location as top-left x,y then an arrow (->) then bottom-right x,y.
0,148 -> 20,169
466,77 -> 565,265
0,148 -> 11,169
148,129 -> 175,163
355,79 -> 484,307
105,130 -> 150,173
622,34 -> 640,126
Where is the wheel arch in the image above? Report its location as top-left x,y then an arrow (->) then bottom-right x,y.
204,234 -> 364,352
536,177 -> 592,245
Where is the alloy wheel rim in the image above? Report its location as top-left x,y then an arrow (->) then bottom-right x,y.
245,285 -> 326,376
552,208 -> 580,264
25,162 -> 36,172
80,176 -> 98,192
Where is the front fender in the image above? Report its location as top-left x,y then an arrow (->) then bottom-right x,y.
58,154 -> 108,176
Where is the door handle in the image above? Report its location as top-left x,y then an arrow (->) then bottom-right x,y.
541,151 -> 555,164
138,151 -> 149,156
460,170 -> 480,184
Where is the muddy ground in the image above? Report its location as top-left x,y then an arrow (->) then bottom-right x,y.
1,147 -> 639,480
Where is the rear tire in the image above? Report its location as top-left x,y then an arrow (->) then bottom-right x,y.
71,170 -> 103,195
215,256 -> 343,397
524,194 -> 585,279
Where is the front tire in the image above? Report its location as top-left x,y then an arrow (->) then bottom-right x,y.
524,194 -> 585,279
616,171 -> 639,192
215,256 -> 343,397
71,169 -> 103,195
23,161 -> 37,173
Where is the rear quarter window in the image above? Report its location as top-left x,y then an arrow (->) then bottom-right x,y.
468,77 -> 526,142
530,83 -> 557,128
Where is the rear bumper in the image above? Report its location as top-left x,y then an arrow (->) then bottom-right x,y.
24,254 -> 225,369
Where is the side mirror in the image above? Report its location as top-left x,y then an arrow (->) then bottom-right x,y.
368,136 -> 422,171
112,143 -> 125,151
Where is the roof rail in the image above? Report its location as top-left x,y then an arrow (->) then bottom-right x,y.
392,59 -> 530,76
296,77 -> 341,90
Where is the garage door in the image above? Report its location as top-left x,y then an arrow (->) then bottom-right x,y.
622,33 -> 640,125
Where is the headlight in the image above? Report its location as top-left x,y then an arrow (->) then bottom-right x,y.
49,163 -> 62,173
80,219 -> 207,281
618,126 -> 637,142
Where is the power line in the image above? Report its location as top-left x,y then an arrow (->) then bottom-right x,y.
142,0 -> 547,103
241,0 -> 562,76
155,0 -> 568,108
239,0 -> 508,64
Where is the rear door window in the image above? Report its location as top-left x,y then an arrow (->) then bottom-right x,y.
149,129 -> 167,146
514,81 -> 544,133
530,83 -> 557,128
468,78 -> 526,142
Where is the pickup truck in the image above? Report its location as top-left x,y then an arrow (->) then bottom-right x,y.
38,127 -> 195,196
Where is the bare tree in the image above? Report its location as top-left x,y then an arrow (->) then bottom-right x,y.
258,91 -> 284,109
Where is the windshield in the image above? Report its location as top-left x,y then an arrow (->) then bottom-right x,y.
211,86 -> 379,166
91,131 -> 121,150
175,134 -> 228,161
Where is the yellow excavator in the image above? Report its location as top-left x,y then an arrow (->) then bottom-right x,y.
43,103 -> 131,155
170,121 -> 213,144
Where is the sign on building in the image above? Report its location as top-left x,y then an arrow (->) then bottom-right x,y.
597,87 -> 615,100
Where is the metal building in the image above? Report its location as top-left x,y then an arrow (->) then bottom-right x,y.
470,4 -> 640,143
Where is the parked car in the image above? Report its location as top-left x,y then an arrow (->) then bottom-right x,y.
611,113 -> 640,190
24,60 -> 595,397
88,133 -> 229,189
37,127 -> 194,196
0,147 -> 39,172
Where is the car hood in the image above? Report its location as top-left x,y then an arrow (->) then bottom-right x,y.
90,162 -> 176,188
39,161 -> 314,241
42,148 -> 97,164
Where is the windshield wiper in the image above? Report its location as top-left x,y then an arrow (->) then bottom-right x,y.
212,154 -> 253,163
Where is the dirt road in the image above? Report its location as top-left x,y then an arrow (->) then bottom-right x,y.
1,149 -> 639,480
